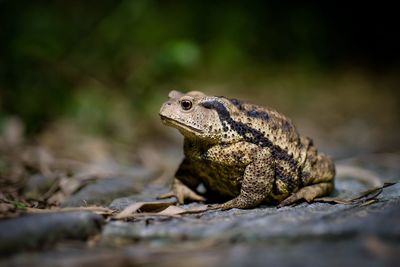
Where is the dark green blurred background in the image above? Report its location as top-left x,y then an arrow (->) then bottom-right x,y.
1,0 -> 399,157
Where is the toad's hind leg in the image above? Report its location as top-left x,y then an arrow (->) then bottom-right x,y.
278,153 -> 335,207
278,182 -> 333,207
210,153 -> 275,210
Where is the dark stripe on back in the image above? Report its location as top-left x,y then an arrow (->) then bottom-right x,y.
201,99 -> 297,171
229,98 -> 244,110
229,98 -> 269,121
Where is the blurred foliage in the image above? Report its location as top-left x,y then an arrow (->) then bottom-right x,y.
0,0 -> 399,142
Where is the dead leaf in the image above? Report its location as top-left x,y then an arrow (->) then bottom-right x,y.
114,201 -> 208,219
315,182 -> 398,205
360,199 -> 377,206
312,197 -> 352,204
59,177 -> 85,196
114,201 -> 173,219
157,205 -> 187,215
158,205 -> 207,215
46,191 -> 65,205
58,206 -> 115,215
25,206 -> 115,216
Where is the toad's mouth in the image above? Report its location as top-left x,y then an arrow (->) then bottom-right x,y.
159,115 -> 203,133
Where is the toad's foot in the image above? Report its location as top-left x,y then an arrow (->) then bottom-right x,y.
207,195 -> 262,210
158,178 -> 205,204
207,203 -> 236,210
278,182 -> 333,208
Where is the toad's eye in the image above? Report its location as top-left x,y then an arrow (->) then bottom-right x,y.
180,100 -> 193,110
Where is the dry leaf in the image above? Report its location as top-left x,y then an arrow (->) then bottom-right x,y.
58,206 -> 115,215
25,206 -> 115,216
313,197 -> 352,204
157,205 -> 187,215
59,177 -> 85,196
114,201 -> 173,219
315,182 -> 397,205
114,202 -> 208,219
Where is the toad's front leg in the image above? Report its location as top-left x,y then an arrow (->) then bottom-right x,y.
210,152 -> 275,210
158,178 -> 205,204
159,158 -> 205,204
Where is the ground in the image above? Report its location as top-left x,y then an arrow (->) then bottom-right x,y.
0,143 -> 399,267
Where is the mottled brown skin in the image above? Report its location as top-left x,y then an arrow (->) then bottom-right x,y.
159,90 -> 335,209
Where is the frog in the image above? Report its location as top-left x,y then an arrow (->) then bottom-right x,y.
159,90 -> 335,209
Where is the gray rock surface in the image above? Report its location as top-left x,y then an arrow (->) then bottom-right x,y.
102,184 -> 400,242
103,159 -> 400,243
62,177 -> 141,207
0,211 -> 103,256
1,153 -> 399,267
3,227 -> 399,267
109,184 -> 176,210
